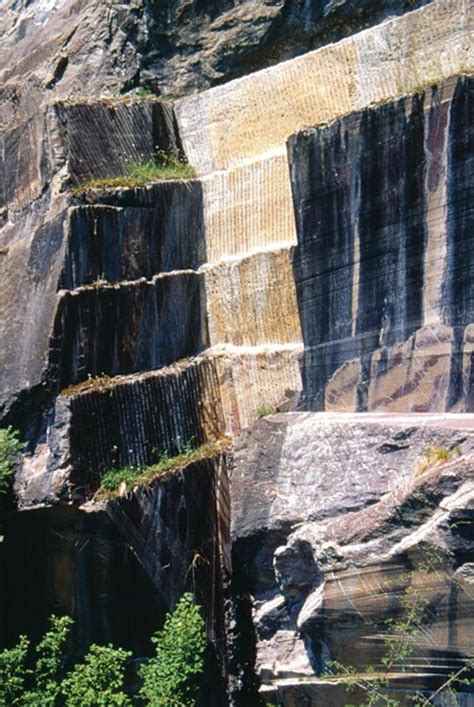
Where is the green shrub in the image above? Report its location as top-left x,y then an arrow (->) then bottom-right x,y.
0,634 -> 30,705
139,593 -> 206,707
61,644 -> 132,707
0,426 -> 24,494
100,466 -> 139,491
27,615 -> 73,704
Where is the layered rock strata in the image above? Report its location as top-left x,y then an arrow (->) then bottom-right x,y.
290,75 -> 474,412
231,413 -> 474,704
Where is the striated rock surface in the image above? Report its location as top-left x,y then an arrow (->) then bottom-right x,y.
0,0 -> 436,99
231,413 -> 474,704
290,75 -> 474,412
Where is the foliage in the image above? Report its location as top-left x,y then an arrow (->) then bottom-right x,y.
254,405 -> 275,419
73,154 -> 196,193
413,445 -> 460,478
0,634 -> 30,706
24,615 -> 74,705
324,543 -> 473,705
0,595 -> 208,706
139,593 -> 206,707
61,644 -> 132,707
100,466 -> 139,491
0,426 -> 24,494
96,439 -> 229,498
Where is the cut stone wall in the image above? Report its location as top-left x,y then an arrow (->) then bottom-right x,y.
290,75 -> 474,412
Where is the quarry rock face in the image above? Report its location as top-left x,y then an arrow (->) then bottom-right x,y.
231,414 -> 474,703
0,0 -> 436,99
1,0 -> 473,705
290,75 -> 474,413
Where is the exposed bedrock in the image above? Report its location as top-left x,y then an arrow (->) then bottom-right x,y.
176,0 -> 472,174
0,0 -> 436,100
290,74 -> 474,412
51,271 -> 207,389
204,248 -> 301,348
230,413 -> 474,704
1,98 -> 180,215
16,348 -> 302,509
62,184 -> 206,288
0,102 -> 183,419
2,454 -> 230,704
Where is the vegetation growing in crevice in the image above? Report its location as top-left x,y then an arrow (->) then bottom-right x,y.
323,544 -> 474,705
254,405 -> 275,419
96,438 -> 230,499
0,594 -> 206,706
0,426 -> 24,495
72,154 -> 196,194
413,445 -> 461,478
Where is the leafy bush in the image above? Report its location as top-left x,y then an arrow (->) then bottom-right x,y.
0,596 -> 207,706
0,426 -> 24,494
139,593 -> 206,707
0,634 -> 29,705
61,644 -> 132,707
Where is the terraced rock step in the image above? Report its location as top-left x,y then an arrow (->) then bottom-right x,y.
176,0 -> 472,173
49,272 -> 207,389
17,345 -> 302,509
62,182 -> 206,288
204,247 -> 301,347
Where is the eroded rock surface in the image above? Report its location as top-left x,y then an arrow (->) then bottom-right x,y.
231,413 -> 474,704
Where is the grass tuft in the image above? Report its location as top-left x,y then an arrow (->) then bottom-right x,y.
71,154 -> 196,195
413,445 -> 461,478
95,438 -> 230,500
254,405 -> 275,419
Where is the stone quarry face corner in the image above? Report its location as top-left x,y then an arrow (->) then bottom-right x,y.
0,0 -> 473,705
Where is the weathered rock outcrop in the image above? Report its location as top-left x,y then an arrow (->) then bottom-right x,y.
0,0 -> 436,99
290,75 -> 474,412
231,413 -> 474,704
1,1 -> 473,704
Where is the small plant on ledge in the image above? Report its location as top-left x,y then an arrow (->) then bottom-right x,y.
0,426 -> 24,495
254,405 -> 275,419
96,438 -> 230,499
72,153 -> 196,194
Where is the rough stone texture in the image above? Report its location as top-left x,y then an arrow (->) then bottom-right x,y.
16,347 -> 302,508
176,0 -> 472,173
230,412 -> 474,704
0,101 -> 182,418
290,75 -> 474,412
0,0 -> 436,100
62,183 -> 206,288
204,248 -> 301,348
51,271 -> 207,389
201,155 -> 296,263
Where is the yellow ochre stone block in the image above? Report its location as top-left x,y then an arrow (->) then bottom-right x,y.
203,247 -> 302,347
176,0 -> 472,174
